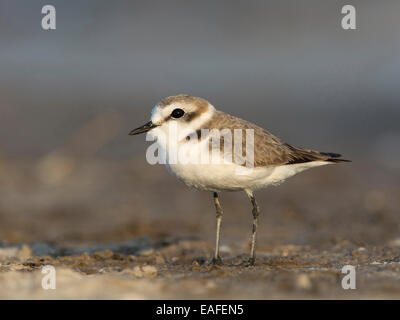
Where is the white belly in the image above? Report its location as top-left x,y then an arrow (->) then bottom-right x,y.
149,129 -> 329,192
165,154 -> 329,192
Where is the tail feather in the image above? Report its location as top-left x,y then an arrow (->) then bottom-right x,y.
319,152 -> 341,158
319,151 -> 351,163
324,157 -> 351,163
285,143 -> 351,164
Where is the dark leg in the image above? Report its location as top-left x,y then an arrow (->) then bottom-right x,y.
211,192 -> 223,265
246,190 -> 260,265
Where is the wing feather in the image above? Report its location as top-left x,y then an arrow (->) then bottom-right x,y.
200,111 -> 350,167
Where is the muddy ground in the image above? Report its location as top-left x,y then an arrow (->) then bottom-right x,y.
0,157 -> 399,299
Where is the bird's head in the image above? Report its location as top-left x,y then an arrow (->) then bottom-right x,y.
129,94 -> 215,140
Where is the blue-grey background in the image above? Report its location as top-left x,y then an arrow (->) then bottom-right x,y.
0,0 -> 399,168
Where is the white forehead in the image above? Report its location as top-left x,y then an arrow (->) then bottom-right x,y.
150,104 -> 162,124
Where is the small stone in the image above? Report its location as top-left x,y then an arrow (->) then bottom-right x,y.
192,260 -> 200,267
154,255 -> 165,264
12,264 -> 26,271
128,255 -> 137,261
93,250 -> 114,259
111,253 -> 125,260
192,256 -> 206,265
140,249 -> 155,256
71,253 -> 91,261
18,245 -> 33,260
141,265 -> 158,277
205,281 -> 216,289
124,265 -> 158,278
296,274 -> 312,290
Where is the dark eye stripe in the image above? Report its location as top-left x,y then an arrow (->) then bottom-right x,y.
184,112 -> 200,122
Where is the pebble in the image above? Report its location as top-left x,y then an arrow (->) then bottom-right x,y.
93,250 -> 114,259
296,274 -> 312,290
124,265 -> 158,278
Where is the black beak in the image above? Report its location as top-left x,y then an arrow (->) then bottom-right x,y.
129,121 -> 158,135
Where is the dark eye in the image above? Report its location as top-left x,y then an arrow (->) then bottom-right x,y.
171,108 -> 185,118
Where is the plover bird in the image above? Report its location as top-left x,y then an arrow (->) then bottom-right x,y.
130,94 -> 350,265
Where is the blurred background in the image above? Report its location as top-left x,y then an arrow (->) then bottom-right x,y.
0,0 -> 399,250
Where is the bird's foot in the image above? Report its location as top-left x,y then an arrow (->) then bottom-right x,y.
209,256 -> 223,266
243,257 -> 256,267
